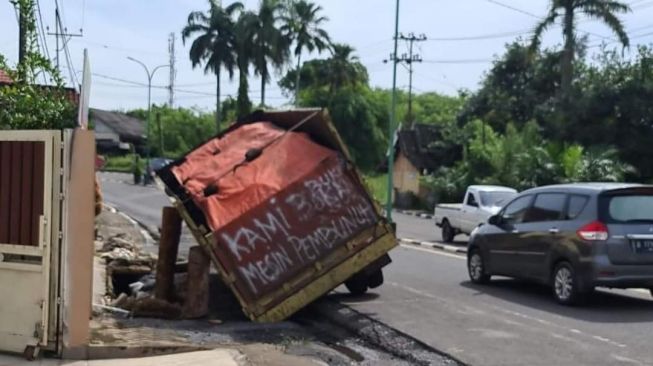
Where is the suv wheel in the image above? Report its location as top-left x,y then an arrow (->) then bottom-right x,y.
468,249 -> 490,284
442,220 -> 455,243
552,262 -> 587,305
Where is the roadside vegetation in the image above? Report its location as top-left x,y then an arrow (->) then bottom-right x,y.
0,0 -> 75,130
364,174 -> 389,205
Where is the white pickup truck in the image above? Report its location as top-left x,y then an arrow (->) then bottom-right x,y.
434,185 -> 517,242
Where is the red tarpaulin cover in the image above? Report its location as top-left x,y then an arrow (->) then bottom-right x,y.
172,122 -> 336,231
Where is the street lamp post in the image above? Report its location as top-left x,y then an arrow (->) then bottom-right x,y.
127,57 -> 170,168
386,0 -> 401,223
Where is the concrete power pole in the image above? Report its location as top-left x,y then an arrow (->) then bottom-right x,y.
47,2 -> 82,70
384,33 -> 426,127
393,33 -> 426,125
17,2 -> 27,66
168,33 -> 176,107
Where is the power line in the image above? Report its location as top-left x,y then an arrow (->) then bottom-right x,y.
427,28 -> 533,41
633,1 -> 653,10
92,72 -> 288,99
588,26 -> 653,48
35,0 -> 50,63
484,0 -> 537,19
482,0 -> 618,43
422,58 -> 493,64
76,39 -> 168,56
415,71 -> 461,91
92,72 -> 148,86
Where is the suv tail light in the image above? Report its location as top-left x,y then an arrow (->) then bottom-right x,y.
577,221 -> 609,241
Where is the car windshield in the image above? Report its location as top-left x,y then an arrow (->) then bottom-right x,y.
602,194 -> 653,223
480,191 -> 516,207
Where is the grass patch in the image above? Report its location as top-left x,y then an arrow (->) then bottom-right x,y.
363,173 -> 388,205
104,154 -> 144,173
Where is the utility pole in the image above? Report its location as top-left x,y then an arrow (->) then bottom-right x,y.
385,33 -> 426,126
17,1 -> 27,66
385,0 -> 401,223
47,3 -> 82,70
168,33 -> 176,107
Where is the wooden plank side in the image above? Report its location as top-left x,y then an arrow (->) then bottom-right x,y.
20,142 -> 34,246
0,141 -> 9,243
9,142 -> 22,244
31,142 -> 45,246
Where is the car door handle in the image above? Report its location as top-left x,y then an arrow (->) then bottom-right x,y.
548,228 -> 559,234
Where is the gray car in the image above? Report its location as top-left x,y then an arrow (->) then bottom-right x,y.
467,183 -> 653,305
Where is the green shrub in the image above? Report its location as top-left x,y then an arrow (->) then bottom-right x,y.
104,154 -> 144,173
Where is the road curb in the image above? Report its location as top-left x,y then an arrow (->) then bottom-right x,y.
103,204 -> 158,245
382,209 -> 433,220
398,238 -> 467,254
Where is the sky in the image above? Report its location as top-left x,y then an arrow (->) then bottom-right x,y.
2,0 -> 653,112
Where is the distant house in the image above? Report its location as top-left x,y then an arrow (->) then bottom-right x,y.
90,108 -> 146,154
392,123 -> 461,209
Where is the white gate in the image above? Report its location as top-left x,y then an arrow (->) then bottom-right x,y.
0,130 -> 63,356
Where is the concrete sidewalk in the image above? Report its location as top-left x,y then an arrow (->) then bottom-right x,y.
0,349 -> 243,366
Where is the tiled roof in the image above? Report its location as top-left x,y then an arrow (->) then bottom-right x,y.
90,108 -> 145,141
0,70 -> 12,84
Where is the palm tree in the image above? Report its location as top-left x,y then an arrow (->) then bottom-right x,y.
248,0 -> 288,106
280,0 -> 331,103
327,44 -> 368,92
530,0 -> 630,99
181,1 -> 243,132
234,11 -> 257,117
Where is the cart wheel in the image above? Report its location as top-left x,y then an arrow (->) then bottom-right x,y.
367,269 -> 384,289
345,275 -> 368,295
23,345 -> 40,361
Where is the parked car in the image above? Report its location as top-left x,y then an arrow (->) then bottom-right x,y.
467,183 -> 653,305
434,185 -> 517,242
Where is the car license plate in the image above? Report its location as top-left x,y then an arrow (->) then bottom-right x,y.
630,239 -> 653,253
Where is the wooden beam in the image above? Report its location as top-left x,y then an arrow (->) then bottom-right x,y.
182,246 -> 210,319
154,207 -> 181,301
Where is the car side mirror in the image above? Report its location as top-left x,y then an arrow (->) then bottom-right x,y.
488,215 -> 502,226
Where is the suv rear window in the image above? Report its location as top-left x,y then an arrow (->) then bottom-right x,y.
600,192 -> 653,223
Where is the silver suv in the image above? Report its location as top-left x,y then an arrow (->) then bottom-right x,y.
467,183 -> 653,305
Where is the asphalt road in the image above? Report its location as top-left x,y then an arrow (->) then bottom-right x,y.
99,172 -> 653,366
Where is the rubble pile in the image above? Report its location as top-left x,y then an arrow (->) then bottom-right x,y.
96,234 -> 186,319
